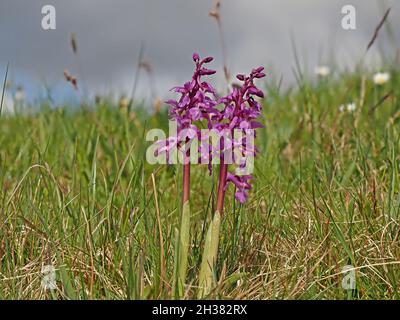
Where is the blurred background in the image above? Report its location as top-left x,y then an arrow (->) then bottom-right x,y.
0,0 -> 398,105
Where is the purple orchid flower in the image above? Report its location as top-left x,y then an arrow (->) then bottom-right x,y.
157,53 -> 219,160
214,67 -> 266,205
157,53 -> 218,204
167,54 -> 218,127
155,54 -> 265,206
226,173 -> 254,204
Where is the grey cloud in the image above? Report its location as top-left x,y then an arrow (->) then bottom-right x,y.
0,0 -> 399,100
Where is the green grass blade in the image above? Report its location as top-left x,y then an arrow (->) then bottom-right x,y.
0,63 -> 9,117
173,200 -> 191,298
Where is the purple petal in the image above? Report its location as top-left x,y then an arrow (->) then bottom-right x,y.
179,94 -> 190,108
235,190 -> 248,203
247,87 -> 264,98
189,107 -> 202,121
240,120 -> 250,129
202,56 -> 214,63
165,99 -> 178,108
254,72 -> 266,79
250,121 -> 264,129
171,86 -> 186,93
199,68 -> 216,76
252,67 -> 264,74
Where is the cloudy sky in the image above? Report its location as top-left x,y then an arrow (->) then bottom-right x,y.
0,0 -> 399,103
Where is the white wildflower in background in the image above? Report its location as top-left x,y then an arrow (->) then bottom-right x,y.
347,103 -> 356,112
15,86 -> 26,103
1,94 -> 14,114
315,66 -> 331,77
339,103 -> 357,113
373,72 -> 390,86
41,264 -> 57,290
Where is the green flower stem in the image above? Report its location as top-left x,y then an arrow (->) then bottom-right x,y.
173,159 -> 191,298
198,210 -> 222,298
174,200 -> 191,298
198,164 -> 228,298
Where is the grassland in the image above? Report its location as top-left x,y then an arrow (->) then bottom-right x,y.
0,67 -> 399,299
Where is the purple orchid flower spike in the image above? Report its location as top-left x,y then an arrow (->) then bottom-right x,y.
214,67 -> 266,207
157,53 -> 219,171
198,67 -> 266,297
153,53 -> 266,298
156,54 -> 219,297
167,53 -> 218,128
